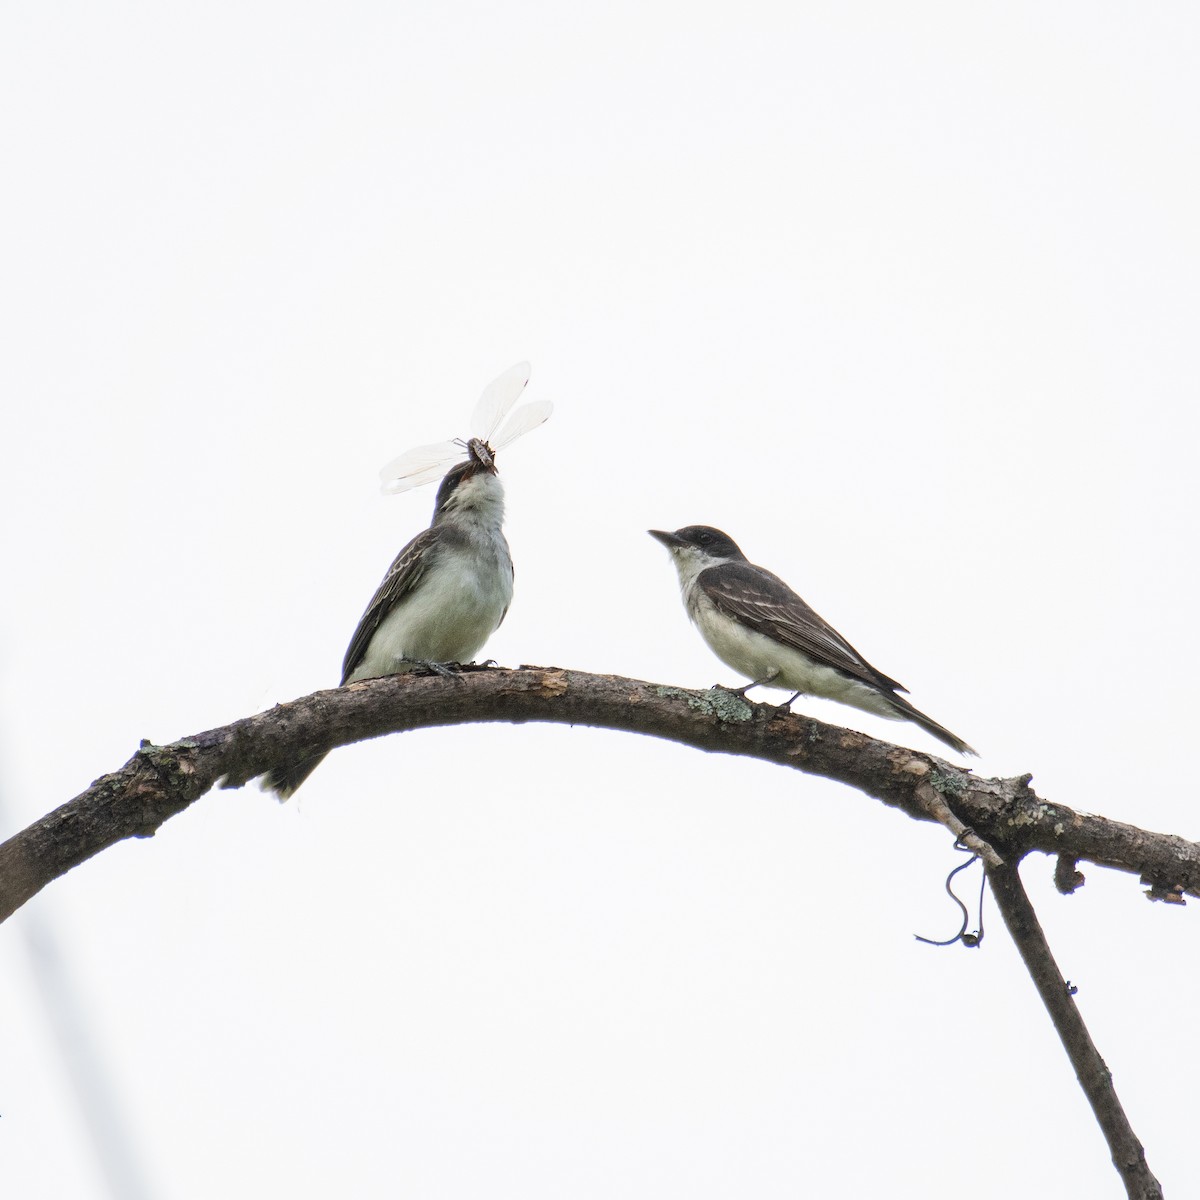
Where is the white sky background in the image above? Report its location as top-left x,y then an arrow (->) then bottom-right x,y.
2,2 -> 1198,1196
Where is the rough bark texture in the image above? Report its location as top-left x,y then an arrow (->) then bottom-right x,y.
3,664 -> 1196,924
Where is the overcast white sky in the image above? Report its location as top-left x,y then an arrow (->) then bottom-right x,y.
2,3 -> 1198,1196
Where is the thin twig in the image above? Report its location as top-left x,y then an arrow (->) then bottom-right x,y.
914,779 -> 1003,868
986,860 -> 1163,1200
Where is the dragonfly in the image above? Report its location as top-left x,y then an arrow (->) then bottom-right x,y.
379,362 -> 553,494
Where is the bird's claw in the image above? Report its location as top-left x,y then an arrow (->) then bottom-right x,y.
711,682 -> 753,698
404,658 -> 463,679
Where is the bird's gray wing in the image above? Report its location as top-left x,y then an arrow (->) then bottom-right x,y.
699,562 -> 908,694
340,527 -> 441,682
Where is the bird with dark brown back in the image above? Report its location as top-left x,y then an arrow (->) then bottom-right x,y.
649,524 -> 975,756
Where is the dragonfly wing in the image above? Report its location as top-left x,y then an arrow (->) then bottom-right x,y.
381,462 -> 452,494
470,361 -> 531,442
491,399 -> 554,450
379,439 -> 463,493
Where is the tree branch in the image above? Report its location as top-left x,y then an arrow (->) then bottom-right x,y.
3,662 -> 1188,1196
4,665 -> 1198,925
987,861 -> 1163,1199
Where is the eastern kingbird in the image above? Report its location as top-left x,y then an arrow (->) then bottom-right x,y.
649,525 -> 976,756
262,443 -> 515,799
262,363 -> 550,799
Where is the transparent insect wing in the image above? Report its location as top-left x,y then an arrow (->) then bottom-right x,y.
470,361 -> 531,443
378,362 -> 544,496
491,398 -> 554,451
381,462 -> 451,494
378,438 -> 464,494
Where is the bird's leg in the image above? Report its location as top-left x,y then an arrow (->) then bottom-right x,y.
402,658 -> 463,679
774,690 -> 804,713
713,671 -> 780,699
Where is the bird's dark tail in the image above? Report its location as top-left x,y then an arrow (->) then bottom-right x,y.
261,750 -> 330,802
886,693 -> 977,757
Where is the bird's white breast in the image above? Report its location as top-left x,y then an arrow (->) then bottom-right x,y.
686,584 -> 901,720
348,520 -> 513,682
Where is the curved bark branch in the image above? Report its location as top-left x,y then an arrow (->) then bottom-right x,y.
3,664 -> 1198,925
1,662 -> 1181,1195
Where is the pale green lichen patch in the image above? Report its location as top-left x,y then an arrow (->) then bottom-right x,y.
655,685 -> 754,723
1008,802 -> 1051,828
929,767 -> 969,797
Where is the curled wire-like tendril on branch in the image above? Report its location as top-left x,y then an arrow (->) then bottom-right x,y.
914,837 -> 987,949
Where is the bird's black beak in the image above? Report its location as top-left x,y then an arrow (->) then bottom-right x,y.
648,529 -> 683,549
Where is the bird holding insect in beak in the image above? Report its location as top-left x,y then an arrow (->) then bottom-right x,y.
262,363 -> 552,799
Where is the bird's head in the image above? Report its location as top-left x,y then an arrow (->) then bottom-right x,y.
433,439 -> 504,521
648,525 -> 747,572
